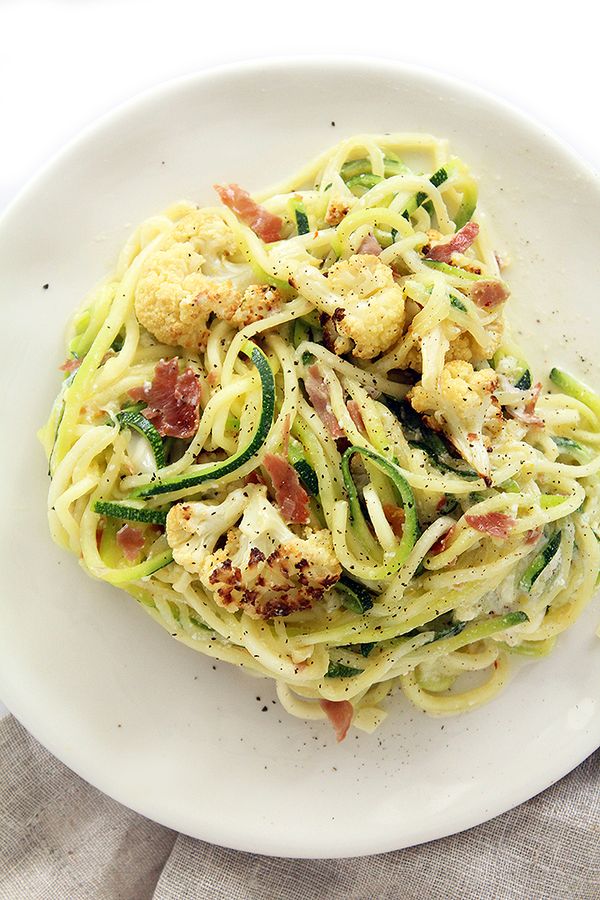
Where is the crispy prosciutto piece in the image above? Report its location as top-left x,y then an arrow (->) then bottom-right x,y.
525,383 -> 542,416
263,453 -> 310,525
525,528 -> 543,545
465,512 -> 516,539
60,352 -> 114,374
346,399 -> 365,432
59,357 -> 82,373
431,524 -> 457,555
214,183 -> 282,243
357,233 -> 382,256
470,279 -> 510,309
244,470 -> 266,487
304,365 -> 345,439
383,504 -> 405,538
320,699 -> 353,742
129,358 -> 200,439
512,409 -> 544,428
426,221 -> 479,264
116,524 -> 145,561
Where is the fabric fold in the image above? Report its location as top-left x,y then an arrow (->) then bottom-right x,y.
0,716 -> 598,900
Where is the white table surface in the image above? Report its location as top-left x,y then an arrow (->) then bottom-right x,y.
1,0 -> 597,720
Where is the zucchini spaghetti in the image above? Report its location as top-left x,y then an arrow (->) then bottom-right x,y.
40,133 -> 600,740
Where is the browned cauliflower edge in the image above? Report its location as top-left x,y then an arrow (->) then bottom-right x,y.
166,485 -> 341,619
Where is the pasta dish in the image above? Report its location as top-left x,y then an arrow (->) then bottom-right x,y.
40,134 -> 600,740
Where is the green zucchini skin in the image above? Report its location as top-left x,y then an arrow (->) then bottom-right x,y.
436,495 -> 459,515
346,173 -> 383,196
289,198 -> 310,235
295,209 -> 309,235
392,399 -> 478,480
423,259 -> 481,280
450,295 -> 467,312
429,611 -> 528,647
520,532 -> 562,592
340,158 -> 372,180
340,155 -> 407,182
292,459 -> 319,496
552,436 -> 592,463
402,165 -> 449,220
514,370 -> 532,391
552,436 -> 583,452
408,439 -> 479,481
93,500 -> 168,526
338,156 -> 476,230
429,166 -> 449,189
48,369 -> 77,475
336,577 -> 375,614
340,445 -> 419,578
292,317 -> 310,349
432,621 -> 466,641
117,409 -> 166,469
491,349 -> 531,390
287,435 -> 319,495
129,342 -> 275,499
325,661 -> 364,678
329,612 -> 527,677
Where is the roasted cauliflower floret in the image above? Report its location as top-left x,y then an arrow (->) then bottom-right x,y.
166,486 -> 250,569
294,255 -> 405,360
166,485 -> 341,619
135,246 -> 240,351
325,199 -> 352,226
135,209 -> 257,351
230,284 -> 283,328
171,208 -> 238,263
446,319 -> 504,364
408,360 -> 501,480
442,332 -> 475,364
404,318 -> 504,373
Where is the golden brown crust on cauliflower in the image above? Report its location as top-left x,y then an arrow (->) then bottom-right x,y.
166,485 -> 341,620
205,529 -> 340,619
320,313 -> 354,356
325,199 -> 351,226
230,284 -> 283,328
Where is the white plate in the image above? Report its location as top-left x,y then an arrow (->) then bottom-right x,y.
1,59 -> 599,859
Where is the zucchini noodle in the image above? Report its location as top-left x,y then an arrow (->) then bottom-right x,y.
41,133 -> 600,740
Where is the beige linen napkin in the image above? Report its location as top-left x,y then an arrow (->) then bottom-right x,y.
0,715 -> 598,900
